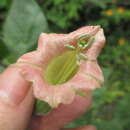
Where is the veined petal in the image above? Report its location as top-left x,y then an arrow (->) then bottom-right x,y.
68,61 -> 104,91
86,29 -> 106,59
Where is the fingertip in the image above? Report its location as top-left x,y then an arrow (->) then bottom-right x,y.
0,65 -> 30,105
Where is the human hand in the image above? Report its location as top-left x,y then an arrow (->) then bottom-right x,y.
0,66 -> 96,130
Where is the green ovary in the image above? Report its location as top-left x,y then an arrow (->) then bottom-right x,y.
44,50 -> 79,85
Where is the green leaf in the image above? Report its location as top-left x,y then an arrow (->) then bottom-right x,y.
102,67 -> 111,81
88,0 -> 109,8
34,99 -> 51,114
0,0 -> 7,7
0,65 -> 5,72
0,40 -> 9,60
3,0 -> 48,57
75,90 -> 87,97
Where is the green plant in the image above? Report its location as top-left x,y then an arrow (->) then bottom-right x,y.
1,0 -> 48,65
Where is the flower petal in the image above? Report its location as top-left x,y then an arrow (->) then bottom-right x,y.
86,29 -> 106,59
68,60 -> 104,91
15,26 -> 105,107
13,62 -> 75,107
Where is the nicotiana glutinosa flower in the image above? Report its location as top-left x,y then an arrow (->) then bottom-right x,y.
13,26 -> 105,107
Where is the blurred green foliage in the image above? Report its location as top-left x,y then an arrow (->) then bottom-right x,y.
3,0 -> 48,55
0,0 -> 130,129
1,0 -> 48,64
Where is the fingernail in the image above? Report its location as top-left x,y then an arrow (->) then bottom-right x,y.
0,66 -> 30,105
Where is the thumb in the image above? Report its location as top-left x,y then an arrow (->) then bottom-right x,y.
0,66 -> 34,130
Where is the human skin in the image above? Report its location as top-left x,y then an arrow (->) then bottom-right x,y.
0,66 -> 96,130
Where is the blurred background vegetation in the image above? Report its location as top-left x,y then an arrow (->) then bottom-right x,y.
0,0 -> 130,129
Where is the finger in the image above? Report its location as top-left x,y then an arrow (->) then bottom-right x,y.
0,66 -> 35,130
30,92 -> 92,130
63,125 -> 96,130
0,66 -> 30,104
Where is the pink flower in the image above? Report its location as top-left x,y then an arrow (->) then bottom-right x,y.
14,26 -> 105,107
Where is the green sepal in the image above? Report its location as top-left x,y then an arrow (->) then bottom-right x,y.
75,90 -> 87,97
44,50 -> 79,85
